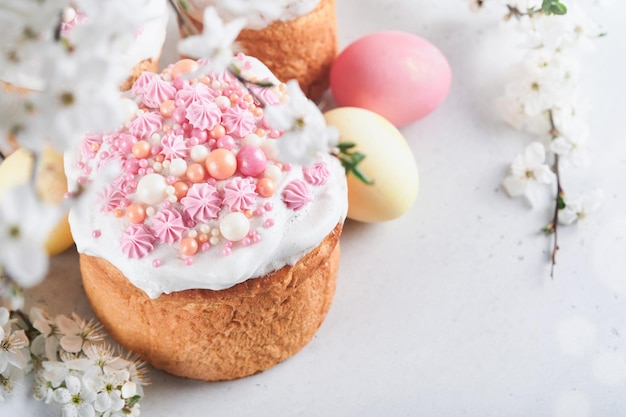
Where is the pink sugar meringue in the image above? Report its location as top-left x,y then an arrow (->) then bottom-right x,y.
129,112 -> 164,139
222,177 -> 258,212
185,100 -> 221,131
282,179 -> 312,211
181,183 -> 222,222
302,161 -> 330,186
222,105 -> 256,138
121,224 -> 156,259
150,208 -> 186,243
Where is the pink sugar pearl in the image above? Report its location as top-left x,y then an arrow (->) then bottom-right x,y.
236,145 -> 267,178
217,135 -> 235,150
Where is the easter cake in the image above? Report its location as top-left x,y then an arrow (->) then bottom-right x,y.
174,0 -> 337,100
66,55 -> 347,381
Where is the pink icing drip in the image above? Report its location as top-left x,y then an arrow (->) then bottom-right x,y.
129,112 -> 164,139
120,224 -> 156,259
141,76 -> 177,109
222,106 -> 256,138
185,100 -> 221,131
160,133 -> 189,160
150,208 -> 186,243
282,179 -> 312,211
176,83 -> 217,107
302,161 -> 330,186
222,177 -> 257,212
181,183 -> 222,222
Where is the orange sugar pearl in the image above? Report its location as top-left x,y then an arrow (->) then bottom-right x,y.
172,181 -> 189,200
180,237 -> 199,257
91,143 -> 101,152
255,128 -> 266,137
253,108 -> 264,118
197,233 -> 209,243
125,203 -> 146,224
244,209 -> 254,219
132,140 -> 151,159
162,125 -> 171,132
256,177 -> 275,198
160,100 -> 175,118
154,154 -> 165,163
185,163 -> 207,183
229,93 -> 239,103
211,125 -> 226,139
171,59 -> 200,79
113,208 -> 124,218
205,148 -> 237,180
243,94 -> 253,103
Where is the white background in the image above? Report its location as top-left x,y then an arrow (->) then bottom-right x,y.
4,0 -> 626,416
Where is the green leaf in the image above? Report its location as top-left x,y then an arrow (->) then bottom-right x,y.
336,142 -> 374,185
557,194 -> 566,210
126,395 -> 141,408
542,222 -> 555,234
541,0 -> 567,15
336,142 -> 356,151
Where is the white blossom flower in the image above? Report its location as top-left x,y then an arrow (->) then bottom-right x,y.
0,307 -> 29,374
82,367 -> 127,414
264,80 -> 338,166
0,183 -> 60,287
56,313 -> 104,353
558,190 -> 603,225
33,369 -> 56,403
178,7 -> 246,74
530,4 -> 603,51
41,360 -> 71,390
496,94 -> 551,134
504,56 -> 574,117
503,142 -> 556,207
20,49 -> 126,153
65,344 -> 127,375
30,306 -> 61,361
1,361 -> 27,402
53,374 -> 97,417
0,272 -> 24,311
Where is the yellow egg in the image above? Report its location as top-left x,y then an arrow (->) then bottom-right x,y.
0,147 -> 74,255
324,107 -> 419,222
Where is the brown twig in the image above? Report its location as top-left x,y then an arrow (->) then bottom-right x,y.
546,109 -> 563,278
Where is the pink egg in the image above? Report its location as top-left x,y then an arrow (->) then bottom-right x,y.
330,31 -> 451,127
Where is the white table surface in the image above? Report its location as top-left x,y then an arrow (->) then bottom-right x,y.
4,1 -> 626,416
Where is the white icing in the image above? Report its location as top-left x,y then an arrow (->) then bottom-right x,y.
182,0 -> 320,30
68,153 -> 346,298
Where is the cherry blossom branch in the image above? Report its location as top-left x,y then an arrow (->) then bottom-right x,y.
545,109 -> 564,277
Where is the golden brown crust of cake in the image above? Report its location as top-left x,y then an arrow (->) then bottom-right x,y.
236,0 -> 337,100
80,222 -> 342,381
